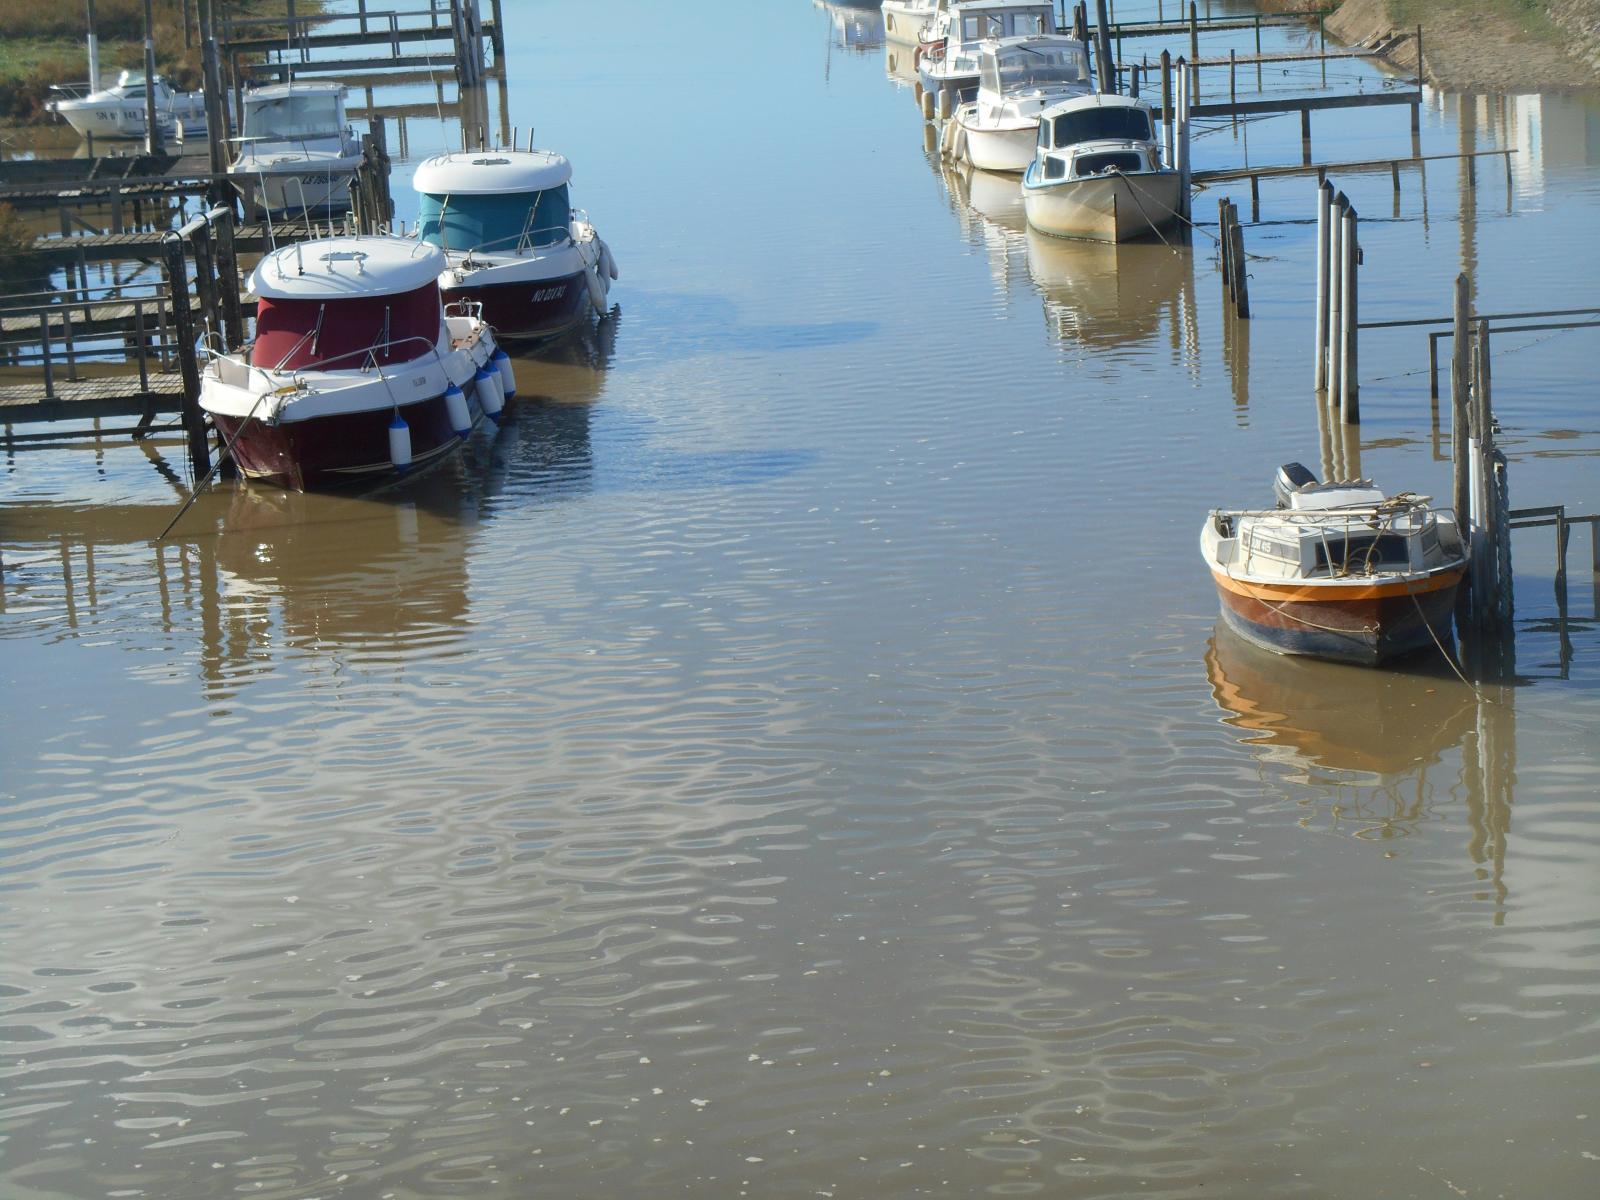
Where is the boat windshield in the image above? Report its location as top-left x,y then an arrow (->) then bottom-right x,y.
244,94 -> 344,140
961,9 -> 1048,42
1049,105 -> 1153,148
417,186 -> 572,253
983,44 -> 1090,93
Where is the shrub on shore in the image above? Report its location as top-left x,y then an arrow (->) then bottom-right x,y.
0,203 -> 44,292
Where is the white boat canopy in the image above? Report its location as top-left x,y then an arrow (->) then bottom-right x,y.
978,36 -> 1091,96
250,236 -> 446,300
412,150 -> 573,196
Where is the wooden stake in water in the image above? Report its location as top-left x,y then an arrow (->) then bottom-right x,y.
1313,180 -> 1332,391
1451,273 -> 1472,540
1340,200 -> 1359,423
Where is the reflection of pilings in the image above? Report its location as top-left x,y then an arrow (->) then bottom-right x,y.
1462,685 -> 1516,923
1458,95 -> 1479,309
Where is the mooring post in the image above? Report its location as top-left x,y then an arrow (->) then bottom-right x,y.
1188,1 -> 1198,61
1340,199 -> 1359,423
488,0 -> 506,64
1177,60 -> 1192,225
1313,180 -> 1331,391
1160,50 -> 1173,167
1218,197 -> 1232,297
1229,48 -> 1236,119
1300,109 -> 1312,165
141,0 -> 162,154
1451,274 -> 1472,543
163,235 -> 209,478
1326,192 -> 1344,403
1230,212 -> 1249,319
213,208 -> 243,349
1094,0 -> 1114,94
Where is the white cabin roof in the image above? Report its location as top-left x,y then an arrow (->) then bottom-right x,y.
1040,91 -> 1152,120
245,81 -> 348,102
250,236 -> 444,300
412,150 -> 572,196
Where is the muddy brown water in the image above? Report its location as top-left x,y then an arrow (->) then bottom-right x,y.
2,3 -> 1599,1196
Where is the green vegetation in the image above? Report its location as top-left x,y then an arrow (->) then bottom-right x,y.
1385,0 -> 1564,43
0,1 -> 316,126
0,203 -> 42,290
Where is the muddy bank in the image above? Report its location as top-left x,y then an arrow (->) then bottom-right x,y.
1321,0 -> 1600,92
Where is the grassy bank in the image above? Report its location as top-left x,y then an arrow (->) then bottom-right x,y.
0,1 -> 315,126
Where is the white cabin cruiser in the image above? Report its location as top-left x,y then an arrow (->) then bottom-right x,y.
1021,92 -> 1181,242
229,83 -> 361,217
882,0 -> 937,45
919,0 -> 1055,111
955,36 -> 1092,173
199,236 -> 507,491
46,70 -> 205,141
413,149 -> 617,343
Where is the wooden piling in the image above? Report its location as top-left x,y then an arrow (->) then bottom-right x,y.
1314,179 -> 1331,391
1339,199 -> 1358,423
1160,50 -> 1173,166
1326,191 -> 1344,403
1229,213 -> 1249,319
1218,197 -> 1232,297
1095,0 -> 1115,94
1451,273 -> 1472,535
1188,1 -> 1198,61
162,235 -> 208,477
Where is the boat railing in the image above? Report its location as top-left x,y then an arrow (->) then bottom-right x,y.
203,332 -> 455,398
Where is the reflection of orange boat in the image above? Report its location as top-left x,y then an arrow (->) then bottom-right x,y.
1205,624 -> 1476,778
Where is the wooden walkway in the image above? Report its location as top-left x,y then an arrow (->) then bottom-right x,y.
0,372 -> 185,424
28,220 -> 322,266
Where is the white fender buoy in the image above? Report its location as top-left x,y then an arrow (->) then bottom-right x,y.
940,115 -> 955,158
444,381 -> 472,437
952,125 -> 968,164
920,89 -> 934,121
492,345 -> 516,399
585,263 -> 607,315
599,239 -> 618,281
388,414 -> 413,471
474,364 -> 504,422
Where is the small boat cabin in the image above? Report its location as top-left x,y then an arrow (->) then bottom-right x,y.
249,238 -> 447,373
978,38 -> 1091,101
945,0 -> 1054,48
1034,94 -> 1161,181
240,83 -> 351,144
413,151 -> 574,258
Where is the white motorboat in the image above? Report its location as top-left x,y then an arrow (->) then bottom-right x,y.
199,235 -> 507,491
1199,464 -> 1468,665
45,70 -> 206,141
882,0 -> 937,45
229,83 -> 362,217
413,149 -> 617,343
955,35 -> 1092,173
1021,92 -> 1182,241
918,0 -> 1055,111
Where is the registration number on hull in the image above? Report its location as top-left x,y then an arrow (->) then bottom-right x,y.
529,284 -> 571,303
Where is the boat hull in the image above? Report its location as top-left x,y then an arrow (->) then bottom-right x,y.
960,122 -> 1036,173
1210,571 -> 1463,666
230,165 -> 358,217
212,387 -> 482,492
441,271 -> 593,342
1023,169 -> 1183,242
882,3 -> 931,45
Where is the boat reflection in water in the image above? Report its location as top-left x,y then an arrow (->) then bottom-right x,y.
816,1 -> 885,52
1205,625 -> 1476,782
1024,223 -> 1195,351
1206,623 -> 1517,910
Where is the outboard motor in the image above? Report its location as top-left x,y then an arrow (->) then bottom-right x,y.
1273,462 -> 1318,509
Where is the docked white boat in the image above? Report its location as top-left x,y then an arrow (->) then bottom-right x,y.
199,235 -> 508,491
918,0 -> 1055,111
955,35 -> 1091,173
1199,465 -> 1468,666
45,70 -> 205,141
1021,92 -> 1182,242
413,149 -> 617,343
882,0 -> 936,45
229,83 -> 361,217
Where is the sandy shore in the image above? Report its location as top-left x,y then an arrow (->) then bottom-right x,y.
1321,0 -> 1600,92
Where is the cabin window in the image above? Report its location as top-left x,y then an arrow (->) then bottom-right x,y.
980,58 -> 1002,94
998,45 -> 1089,92
124,87 -> 147,99
1051,106 -> 1154,147
1314,534 -> 1411,573
244,94 -> 344,140
1074,151 -> 1144,177
1010,13 -> 1044,35
1042,155 -> 1067,180
417,184 -> 572,253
